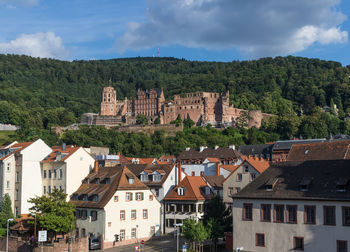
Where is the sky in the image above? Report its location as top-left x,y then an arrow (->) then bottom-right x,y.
0,0 -> 349,65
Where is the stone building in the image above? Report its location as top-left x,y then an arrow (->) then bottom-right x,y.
133,89 -> 165,117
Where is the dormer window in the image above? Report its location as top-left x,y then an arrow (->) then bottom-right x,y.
177,187 -> 185,196
140,172 -> 149,182
91,195 -> 99,202
265,178 -> 279,191
244,166 -> 249,173
72,194 -> 78,201
299,177 -> 313,192
336,178 -> 349,192
81,194 -> 88,201
153,173 -> 162,182
205,187 -> 210,195
129,178 -> 134,184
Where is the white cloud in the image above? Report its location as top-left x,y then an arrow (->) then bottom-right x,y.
116,0 -> 348,57
0,32 -> 68,59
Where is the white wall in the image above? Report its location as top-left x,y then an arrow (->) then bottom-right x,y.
182,163 -> 216,177
0,155 -> 16,213
161,166 -> 177,200
232,198 -> 350,252
20,139 -> 52,214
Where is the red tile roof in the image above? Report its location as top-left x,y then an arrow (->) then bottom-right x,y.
41,145 -> 80,163
0,142 -> 33,161
220,165 -> 240,173
242,156 -> 270,173
206,158 -> 220,163
164,176 -> 209,201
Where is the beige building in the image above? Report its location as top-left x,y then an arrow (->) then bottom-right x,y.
71,165 -> 161,250
222,156 -> 269,208
41,144 -> 95,197
232,160 -> 350,252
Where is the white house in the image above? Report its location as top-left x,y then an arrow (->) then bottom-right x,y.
41,144 -> 95,197
71,165 -> 161,250
232,160 -> 350,252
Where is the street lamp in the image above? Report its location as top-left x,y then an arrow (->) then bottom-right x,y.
6,218 -> 14,252
173,223 -> 182,252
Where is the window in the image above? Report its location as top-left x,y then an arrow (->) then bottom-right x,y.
140,174 -> 149,182
136,192 -> 144,201
75,209 -> 81,218
261,204 -> 271,222
81,210 -> 87,220
286,205 -> 297,224
43,170 -> 47,178
43,186 -> 46,194
90,211 -> 97,221
7,163 -> 10,172
324,206 -> 336,225
235,187 -> 241,193
150,226 -> 155,235
6,181 -> 10,189
244,166 -> 249,173
227,187 -> 233,196
120,230 -> 125,241
143,209 -> 148,219
274,205 -> 284,223
153,174 -> 162,182
191,171 -> 195,176
149,195 -> 153,201
53,170 -> 57,179
131,210 -> 136,220
120,210 -> 125,220
178,187 -> 185,196
15,189 -> 19,200
243,203 -> 253,221
59,169 -> 63,179
342,207 -> 350,226
15,207 -> 18,217
256,233 -> 265,247
128,178 -> 134,184
48,186 -> 51,194
48,170 -> 51,178
114,196 -> 119,202
337,240 -> 348,252
294,237 -> 304,251
304,206 -> 316,224
59,186 -> 62,191
81,228 -> 86,237
250,173 -> 256,182
131,228 -> 136,238
16,172 -> 19,182
236,173 -> 242,182
126,192 -> 133,201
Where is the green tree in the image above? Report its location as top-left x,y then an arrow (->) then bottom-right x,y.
182,219 -> 209,252
136,114 -> 148,125
28,190 -> 75,241
183,117 -> 195,128
154,117 -> 160,125
0,194 -> 15,228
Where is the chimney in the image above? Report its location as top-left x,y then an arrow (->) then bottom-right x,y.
62,143 -> 66,151
93,160 -> 99,173
229,145 -> 235,150
199,146 -> 207,152
214,145 -> 219,150
216,163 -> 220,176
177,163 -> 182,184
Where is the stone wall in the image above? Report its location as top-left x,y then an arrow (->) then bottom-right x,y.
0,236 -> 33,252
33,237 -> 88,252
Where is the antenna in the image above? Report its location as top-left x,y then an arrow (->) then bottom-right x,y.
157,48 -> 159,57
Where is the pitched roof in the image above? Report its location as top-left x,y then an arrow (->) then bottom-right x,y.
164,176 -> 209,201
272,139 -> 326,151
41,145 -> 80,163
71,166 -> 148,209
238,144 -> 273,157
0,142 -> 33,161
203,175 -> 225,188
205,158 -> 220,163
178,147 -> 240,160
287,140 -> 350,161
220,165 -> 240,173
242,156 -> 270,173
124,157 -> 156,164
232,160 -> 350,201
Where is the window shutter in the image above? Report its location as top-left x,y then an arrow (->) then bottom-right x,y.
130,193 -> 133,201
141,192 -> 144,200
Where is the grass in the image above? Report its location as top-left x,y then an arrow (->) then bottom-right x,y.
0,131 -> 16,146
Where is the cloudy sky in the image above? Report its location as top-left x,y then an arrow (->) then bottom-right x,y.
0,0 -> 349,65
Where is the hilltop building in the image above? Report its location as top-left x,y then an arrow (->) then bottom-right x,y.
81,86 -> 272,128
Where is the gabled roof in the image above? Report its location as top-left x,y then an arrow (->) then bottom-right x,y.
232,160 -> 350,201
220,165 -> 240,173
0,142 -> 33,161
41,145 -> 80,163
241,156 -> 270,173
71,166 -> 148,209
178,147 -> 240,161
203,175 -> 225,188
287,140 -> 350,161
164,176 -> 209,201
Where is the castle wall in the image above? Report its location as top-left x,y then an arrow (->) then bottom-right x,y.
100,87 -> 117,116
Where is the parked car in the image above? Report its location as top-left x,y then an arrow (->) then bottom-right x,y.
89,238 -> 101,250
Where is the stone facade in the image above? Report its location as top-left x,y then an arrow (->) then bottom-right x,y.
82,86 -> 272,128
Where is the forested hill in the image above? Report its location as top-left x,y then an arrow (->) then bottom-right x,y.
0,54 -> 350,128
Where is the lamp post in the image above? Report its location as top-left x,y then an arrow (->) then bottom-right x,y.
6,218 -> 14,252
174,223 -> 182,252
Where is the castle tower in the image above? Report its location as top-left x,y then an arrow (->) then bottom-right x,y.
100,86 -> 117,116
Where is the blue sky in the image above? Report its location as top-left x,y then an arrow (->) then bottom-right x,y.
0,0 -> 349,65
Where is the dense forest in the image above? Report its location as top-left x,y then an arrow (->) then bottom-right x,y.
1,54 -> 350,155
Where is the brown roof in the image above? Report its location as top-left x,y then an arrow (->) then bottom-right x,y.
241,156 -> 270,173
71,166 -> 148,209
206,158 -> 220,163
287,140 -> 350,161
203,175 -> 225,188
163,176 -> 209,201
41,145 -> 80,163
0,142 -> 33,161
178,147 -> 241,161
232,160 -> 350,201
220,165 -> 240,173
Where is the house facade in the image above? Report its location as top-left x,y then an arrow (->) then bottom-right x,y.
71,165 -> 161,250
232,160 -> 350,252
